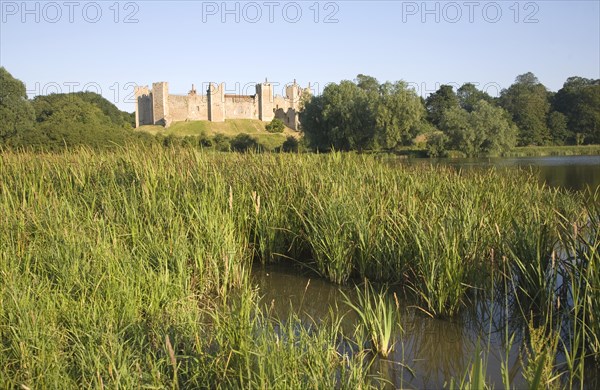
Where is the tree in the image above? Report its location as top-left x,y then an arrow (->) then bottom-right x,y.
0,67 -> 35,144
440,100 -> 517,156
212,133 -> 231,151
230,133 -> 259,152
375,81 -> 425,148
301,80 -> 376,151
440,106 -> 472,154
355,74 -> 380,95
265,118 -> 285,133
470,101 -> 518,155
499,72 -> 551,146
515,72 -> 539,86
282,135 -> 299,152
326,81 -> 377,150
29,94 -> 130,149
301,75 -> 427,151
577,85 -> 600,143
457,83 -> 494,113
547,111 -> 570,145
425,132 -> 448,157
0,68 -> 136,149
299,94 -> 328,150
425,85 -> 459,128
553,77 -> 600,144
74,91 -> 134,128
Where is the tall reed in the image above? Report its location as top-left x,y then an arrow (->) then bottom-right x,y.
342,280 -> 401,358
1,145 -> 597,388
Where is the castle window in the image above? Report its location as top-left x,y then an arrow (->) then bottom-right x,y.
273,108 -> 275,113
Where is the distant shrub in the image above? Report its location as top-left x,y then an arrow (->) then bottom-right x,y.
162,134 -> 180,147
282,136 -> 299,152
212,133 -> 231,151
425,132 -> 448,158
266,118 -> 285,133
231,133 -> 259,152
181,136 -> 196,147
131,131 -> 157,147
197,131 -> 213,147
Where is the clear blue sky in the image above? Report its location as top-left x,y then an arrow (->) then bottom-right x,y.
1,0 -> 599,112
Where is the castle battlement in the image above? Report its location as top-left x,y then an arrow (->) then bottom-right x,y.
135,80 -> 307,130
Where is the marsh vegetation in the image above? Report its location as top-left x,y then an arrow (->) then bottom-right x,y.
1,146 -> 599,388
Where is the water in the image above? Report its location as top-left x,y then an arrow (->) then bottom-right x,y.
252,155 -> 600,388
252,263 -> 525,389
409,155 -> 600,192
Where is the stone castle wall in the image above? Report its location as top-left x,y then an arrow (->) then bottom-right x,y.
224,95 -> 257,119
168,94 -> 209,122
135,80 -> 306,130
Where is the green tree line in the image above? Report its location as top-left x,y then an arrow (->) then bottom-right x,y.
300,72 -> 600,156
2,67 -> 599,155
0,67 -> 137,150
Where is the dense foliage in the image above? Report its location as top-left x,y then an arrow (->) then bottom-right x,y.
301,73 -> 600,154
1,67 -> 135,150
0,67 -> 35,143
265,118 -> 285,133
499,72 -> 551,146
552,76 -> 600,144
301,75 -> 424,151
439,101 -> 518,157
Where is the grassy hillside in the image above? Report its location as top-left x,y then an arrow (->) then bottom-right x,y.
137,119 -> 300,150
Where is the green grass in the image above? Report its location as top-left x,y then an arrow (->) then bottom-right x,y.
136,119 -> 298,150
0,146 -> 598,388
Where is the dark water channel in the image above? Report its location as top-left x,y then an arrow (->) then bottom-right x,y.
252,155 -> 600,388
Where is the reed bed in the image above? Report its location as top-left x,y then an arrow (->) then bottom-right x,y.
0,145 -> 598,387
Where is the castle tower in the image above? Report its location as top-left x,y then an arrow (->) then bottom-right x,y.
285,79 -> 302,108
284,79 -> 308,130
134,85 -> 153,128
257,80 -> 274,121
208,82 -> 225,122
152,82 -> 170,127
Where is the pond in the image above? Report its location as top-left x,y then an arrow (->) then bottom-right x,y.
408,155 -> 600,192
252,154 -> 600,388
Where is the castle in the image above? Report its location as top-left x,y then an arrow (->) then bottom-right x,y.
134,80 -> 307,130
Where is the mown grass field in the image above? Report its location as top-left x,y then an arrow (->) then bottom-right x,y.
1,146 -> 598,388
